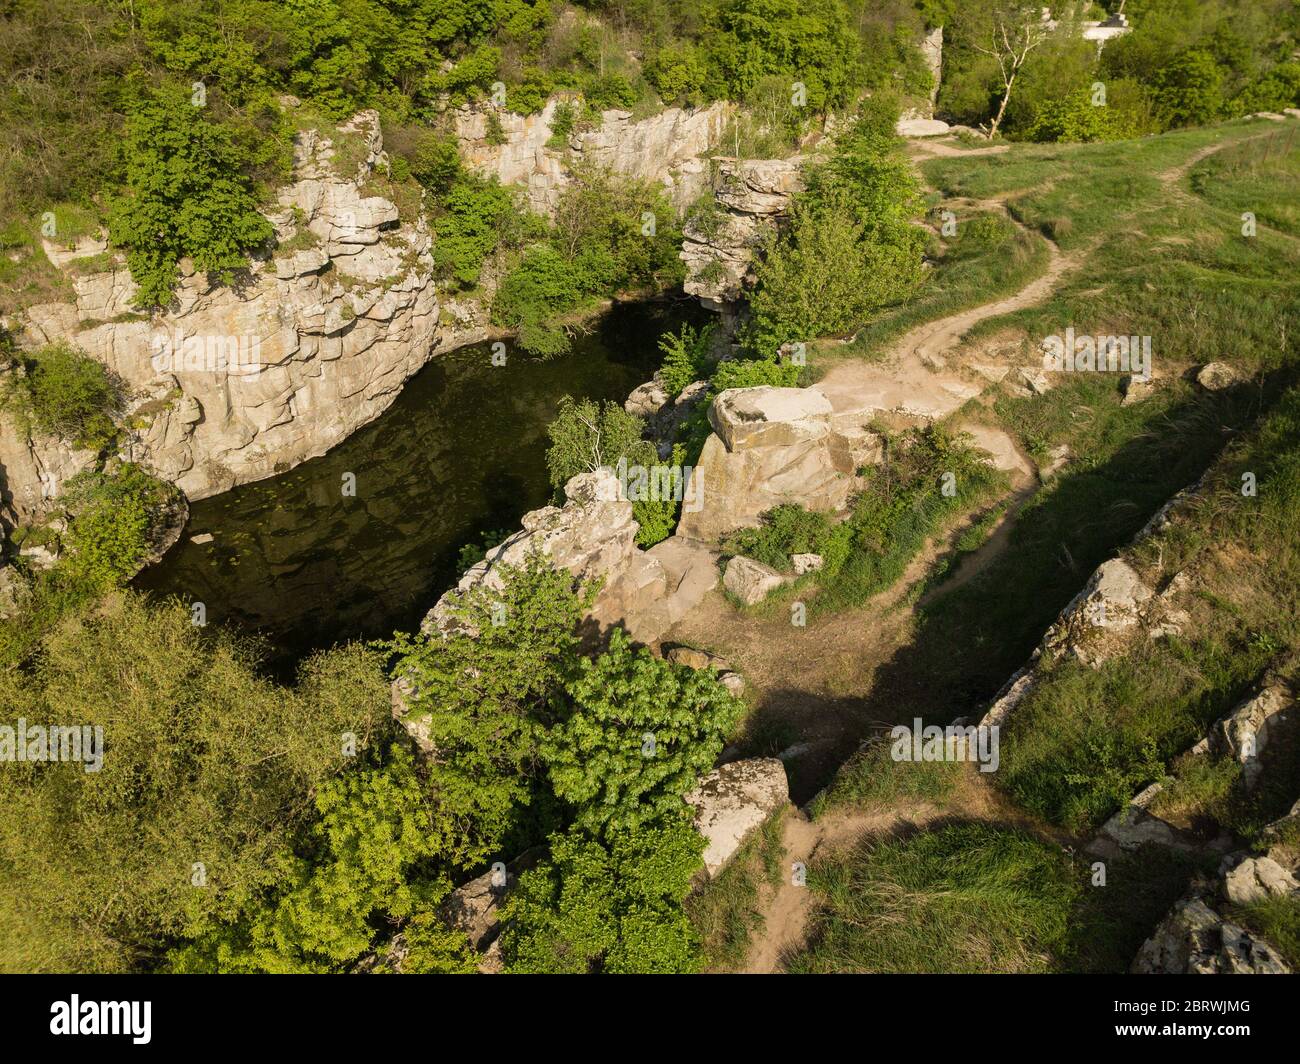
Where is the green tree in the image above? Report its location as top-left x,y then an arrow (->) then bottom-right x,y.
0,593 -> 392,973
384,552 -> 592,868
1152,49 -> 1226,127
545,395 -> 654,490
108,80 -> 275,307
541,628 -> 744,835
499,816 -> 705,973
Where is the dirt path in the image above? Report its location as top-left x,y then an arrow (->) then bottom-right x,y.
686,131 -> 1267,974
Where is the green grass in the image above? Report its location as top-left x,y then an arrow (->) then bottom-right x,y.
685,810 -> 786,971
995,385 -> 1300,834
790,822 -> 1078,973
811,738 -> 960,818
815,208 -> 1048,369
1189,127 -> 1300,239
1230,893 -> 1300,969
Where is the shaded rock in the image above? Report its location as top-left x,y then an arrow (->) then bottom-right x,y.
665,645 -> 728,671
1212,685 -> 1293,789
723,555 -> 786,606
625,375 -> 670,418
686,758 -> 789,877
1133,895 -> 1291,974
1196,362 -> 1240,391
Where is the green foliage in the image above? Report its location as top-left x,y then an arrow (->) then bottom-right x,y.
431,174 -> 530,289
172,746 -> 452,973
1152,49 -> 1226,127
0,592 -> 392,973
0,342 -> 121,449
657,321 -> 716,398
541,628 -> 744,835
494,168 -> 684,356
807,424 -> 1004,612
790,822 -> 1080,973
59,465 -> 179,593
645,41 -> 708,106
744,104 -> 926,354
544,395 -> 653,490
499,816 -> 705,973
108,80 -> 276,308
707,355 -> 801,395
1025,83 -> 1157,143
704,0 -> 861,113
721,504 -> 843,573
383,552 -> 592,868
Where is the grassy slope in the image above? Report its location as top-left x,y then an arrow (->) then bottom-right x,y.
786,120 -> 1300,974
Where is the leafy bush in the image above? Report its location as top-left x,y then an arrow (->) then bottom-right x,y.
494,168 -> 684,356
0,342 -> 121,449
383,552 -> 592,868
108,81 -> 275,308
500,817 -> 705,974
60,464 -> 179,591
657,321 -> 716,399
171,746 -> 456,973
545,395 -> 654,491
431,174 -> 530,289
721,504 -> 843,573
541,628 -> 744,835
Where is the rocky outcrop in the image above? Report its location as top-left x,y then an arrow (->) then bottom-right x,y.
681,158 -> 805,306
1211,685 -> 1294,789
452,98 -> 731,216
685,757 -> 789,877
1133,894 -> 1291,974
11,110 -> 492,509
676,386 -> 856,543
1133,847 -> 1299,975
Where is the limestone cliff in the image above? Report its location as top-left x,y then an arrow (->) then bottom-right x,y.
451,99 -> 732,217
7,110 -> 494,510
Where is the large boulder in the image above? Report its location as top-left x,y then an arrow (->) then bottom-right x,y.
723,555 -> 787,606
677,387 -> 855,543
686,758 -> 790,877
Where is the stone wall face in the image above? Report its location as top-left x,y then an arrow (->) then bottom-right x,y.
451,99 -> 732,217
7,110 -> 493,512
680,157 -> 804,307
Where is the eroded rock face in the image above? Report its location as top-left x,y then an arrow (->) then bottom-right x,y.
452,99 -> 731,217
13,109 -> 494,507
681,158 -> 805,305
423,468 -> 648,636
1133,896 -> 1291,974
685,758 -> 789,877
677,386 -> 855,543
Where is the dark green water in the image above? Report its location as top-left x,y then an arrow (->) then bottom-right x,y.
136,301 -> 696,665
